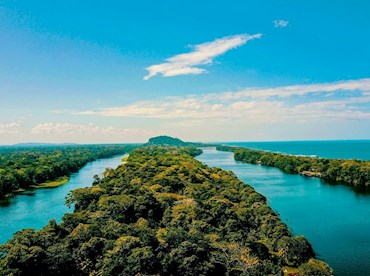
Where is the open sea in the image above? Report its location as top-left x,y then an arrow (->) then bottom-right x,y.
222,140 -> 370,160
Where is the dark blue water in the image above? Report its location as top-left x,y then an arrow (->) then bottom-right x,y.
223,140 -> 370,160
197,147 -> 370,276
0,154 -> 126,245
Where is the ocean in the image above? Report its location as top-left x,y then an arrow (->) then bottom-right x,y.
222,140 -> 370,160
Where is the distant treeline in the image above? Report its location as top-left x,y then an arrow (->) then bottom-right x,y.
217,145 -> 370,188
0,146 -> 332,275
0,144 -> 139,199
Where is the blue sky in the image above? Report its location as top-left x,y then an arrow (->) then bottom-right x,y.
1,0 -> 370,143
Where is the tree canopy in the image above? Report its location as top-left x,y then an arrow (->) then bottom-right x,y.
146,135 -> 188,146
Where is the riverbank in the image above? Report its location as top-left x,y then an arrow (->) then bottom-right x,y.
0,154 -> 126,245
216,145 -> 370,189
7,176 -> 69,197
0,144 -> 138,199
34,176 -> 69,189
2,177 -> 72,203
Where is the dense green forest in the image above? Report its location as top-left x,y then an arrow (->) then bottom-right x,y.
0,146 -> 332,275
217,145 -> 370,189
146,135 -> 214,148
147,135 -> 188,146
0,144 -> 138,199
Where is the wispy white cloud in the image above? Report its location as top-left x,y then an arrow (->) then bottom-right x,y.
76,78 -> 370,123
273,20 -> 289,28
18,114 -> 33,122
31,122 -> 99,136
208,78 -> 370,100
143,34 -> 262,80
0,122 -> 21,134
0,122 -> 155,144
4,78 -> 370,143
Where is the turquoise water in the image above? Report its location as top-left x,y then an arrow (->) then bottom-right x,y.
223,140 -> 370,160
0,154 -> 125,245
197,147 -> 370,276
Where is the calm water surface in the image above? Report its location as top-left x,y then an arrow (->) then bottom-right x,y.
0,154 -> 126,244
197,147 -> 370,276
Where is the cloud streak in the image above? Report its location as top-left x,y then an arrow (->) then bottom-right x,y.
0,122 -> 21,134
273,20 -> 289,28
76,78 -> 370,123
143,34 -> 262,80
208,78 -> 370,100
31,122 -> 154,138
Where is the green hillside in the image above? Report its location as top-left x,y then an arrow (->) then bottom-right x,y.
146,135 -> 188,146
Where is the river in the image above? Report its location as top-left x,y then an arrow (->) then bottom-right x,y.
197,147 -> 370,276
0,154 -> 126,245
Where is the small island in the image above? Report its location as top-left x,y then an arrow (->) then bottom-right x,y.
33,176 -> 69,189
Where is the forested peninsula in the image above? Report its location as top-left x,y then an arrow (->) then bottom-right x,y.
217,145 -> 370,189
0,142 -> 332,275
0,144 -> 138,199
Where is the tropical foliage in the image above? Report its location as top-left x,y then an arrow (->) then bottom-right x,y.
146,135 -> 214,148
0,146 -> 332,275
147,135 -> 188,146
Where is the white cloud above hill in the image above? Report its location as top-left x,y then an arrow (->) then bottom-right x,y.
143,34 -> 262,80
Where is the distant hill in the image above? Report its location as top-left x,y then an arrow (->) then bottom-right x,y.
146,135 -> 216,148
146,135 -> 188,146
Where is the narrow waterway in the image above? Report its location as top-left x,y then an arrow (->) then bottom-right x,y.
196,147 -> 370,276
0,154 -> 126,245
